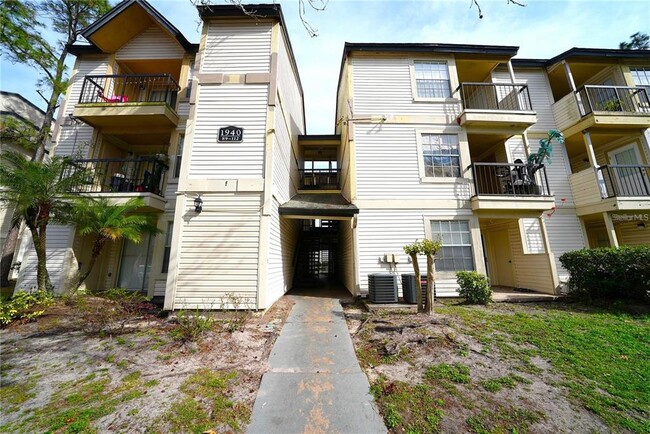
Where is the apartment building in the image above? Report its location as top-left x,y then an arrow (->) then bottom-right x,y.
6,0 -> 649,309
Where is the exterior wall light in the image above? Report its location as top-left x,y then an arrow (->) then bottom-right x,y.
638,221 -> 646,230
194,195 -> 203,213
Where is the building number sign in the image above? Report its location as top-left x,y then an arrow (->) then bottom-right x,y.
218,126 -> 243,143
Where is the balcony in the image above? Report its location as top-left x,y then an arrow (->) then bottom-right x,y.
569,165 -> 650,216
552,85 -> 650,138
469,162 -> 555,213
299,168 -> 341,191
66,156 -> 169,211
456,83 -> 537,131
73,74 -> 180,130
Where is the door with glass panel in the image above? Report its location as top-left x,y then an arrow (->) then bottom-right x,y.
607,145 -> 649,196
117,236 -> 154,292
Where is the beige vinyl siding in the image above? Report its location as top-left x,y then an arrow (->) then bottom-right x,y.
177,102 -> 191,117
277,30 -> 304,139
506,220 -> 556,293
354,123 -> 472,200
338,219 -> 356,295
154,280 -> 167,297
115,24 -> 185,60
356,209 -> 475,297
55,58 -> 109,157
543,212 -> 586,279
552,93 -> 581,132
527,133 -> 576,207
266,198 -> 300,308
189,84 -> 268,178
494,67 -> 557,132
617,221 -> 650,246
202,21 -> 272,73
569,169 -> 602,208
15,226 -> 75,292
272,104 -> 295,203
351,57 -> 461,120
173,193 -> 262,309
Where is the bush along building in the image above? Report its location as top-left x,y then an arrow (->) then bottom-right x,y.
6,0 -> 650,309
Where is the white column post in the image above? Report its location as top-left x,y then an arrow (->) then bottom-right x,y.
603,212 -> 620,248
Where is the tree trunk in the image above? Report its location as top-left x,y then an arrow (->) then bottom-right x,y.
410,252 -> 423,313
74,236 -> 107,291
0,220 -> 20,288
424,254 -> 435,315
28,225 -> 49,292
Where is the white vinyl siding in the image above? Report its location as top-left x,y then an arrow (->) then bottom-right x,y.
15,226 -> 75,293
338,219 -> 356,295
173,193 -> 262,309
352,57 -> 461,119
354,123 -> 471,199
189,84 -> 268,178
115,25 -> 185,60
543,212 -> 587,280
277,30 -> 304,139
202,22 -> 272,73
266,198 -> 300,307
272,105 -> 295,203
55,58 -> 109,157
494,67 -> 556,132
521,218 -> 545,254
356,209 -> 476,297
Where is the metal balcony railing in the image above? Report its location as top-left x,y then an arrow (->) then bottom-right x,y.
66,156 -> 169,197
575,85 -> 650,116
78,74 -> 180,108
458,83 -> 533,111
471,162 -> 551,197
299,168 -> 340,189
597,165 -> 650,198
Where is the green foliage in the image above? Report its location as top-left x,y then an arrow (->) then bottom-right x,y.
0,289 -> 54,326
456,271 -> 492,305
619,31 -> 650,50
403,241 -> 420,256
425,363 -> 471,384
419,238 -> 442,255
480,374 -> 530,393
0,117 -> 38,151
170,309 -> 216,342
466,407 -> 544,434
559,246 -> 650,303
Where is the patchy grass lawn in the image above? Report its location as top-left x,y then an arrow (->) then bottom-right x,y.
345,300 -> 650,434
0,296 -> 293,433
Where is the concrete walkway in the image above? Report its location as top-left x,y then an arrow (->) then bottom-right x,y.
247,288 -> 387,434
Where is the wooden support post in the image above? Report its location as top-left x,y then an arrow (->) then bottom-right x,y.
603,212 -> 620,248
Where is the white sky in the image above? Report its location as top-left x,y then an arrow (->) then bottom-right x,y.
1,0 -> 649,134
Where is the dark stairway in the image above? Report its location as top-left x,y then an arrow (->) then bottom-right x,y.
293,220 -> 339,288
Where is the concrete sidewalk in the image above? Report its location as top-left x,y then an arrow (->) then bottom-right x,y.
247,288 -> 386,434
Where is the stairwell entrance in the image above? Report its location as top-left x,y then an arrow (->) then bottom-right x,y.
293,219 -> 341,288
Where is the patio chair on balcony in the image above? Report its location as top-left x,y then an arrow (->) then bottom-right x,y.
97,89 -> 128,103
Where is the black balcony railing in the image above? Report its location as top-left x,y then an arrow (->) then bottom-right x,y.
66,157 -> 169,197
471,162 -> 551,197
576,85 -> 650,116
597,165 -> 650,198
78,74 -> 180,107
299,168 -> 340,189
458,83 -> 533,111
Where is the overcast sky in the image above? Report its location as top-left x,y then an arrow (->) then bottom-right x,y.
1,0 -> 648,134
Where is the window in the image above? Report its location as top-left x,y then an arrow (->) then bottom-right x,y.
186,62 -> 195,98
173,135 -> 184,178
421,134 -> 461,177
414,61 -> 451,99
521,219 -> 545,254
430,220 -> 474,271
161,222 -> 173,273
631,67 -> 650,104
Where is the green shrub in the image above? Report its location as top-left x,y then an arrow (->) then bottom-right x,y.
559,246 -> 650,302
170,309 -> 215,342
456,271 -> 492,305
0,289 -> 54,326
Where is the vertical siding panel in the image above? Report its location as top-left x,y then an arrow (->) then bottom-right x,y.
338,220 -> 356,294
542,213 -> 586,280
266,199 -> 300,307
189,84 -> 268,178
202,22 -> 272,73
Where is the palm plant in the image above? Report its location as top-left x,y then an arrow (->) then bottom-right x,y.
0,151 -> 89,292
71,197 -> 160,291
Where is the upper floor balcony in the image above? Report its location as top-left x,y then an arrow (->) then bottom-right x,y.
66,156 -> 169,211
469,162 -> 555,213
73,74 -> 180,130
569,165 -> 650,216
456,83 -> 537,132
552,85 -> 650,138
299,168 -> 341,191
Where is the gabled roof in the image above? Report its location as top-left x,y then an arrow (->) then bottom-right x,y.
513,47 -> 650,68
0,91 -> 50,129
70,0 -> 197,54
342,42 -> 519,58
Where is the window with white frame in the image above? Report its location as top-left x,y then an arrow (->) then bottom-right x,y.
520,218 -> 545,254
631,67 -> 650,104
430,220 -> 474,271
161,222 -> 173,273
414,61 -> 451,99
173,135 -> 184,178
185,62 -> 194,98
422,134 -> 461,177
